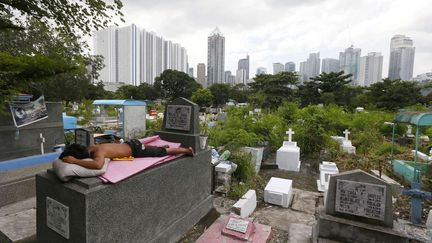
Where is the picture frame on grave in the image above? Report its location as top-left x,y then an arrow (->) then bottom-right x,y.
46,197 -> 70,239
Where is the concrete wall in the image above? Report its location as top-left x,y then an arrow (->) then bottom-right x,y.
0,102 -> 64,161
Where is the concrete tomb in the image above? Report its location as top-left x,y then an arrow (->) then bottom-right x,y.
196,213 -> 271,242
276,128 -> 301,172
264,177 -> 293,208
317,169 -> 410,242
316,161 -> 339,192
341,129 -> 356,154
36,98 -> 213,242
233,190 -> 257,218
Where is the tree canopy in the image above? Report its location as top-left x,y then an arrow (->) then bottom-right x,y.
154,69 -> 201,101
209,83 -> 231,107
191,88 -> 214,108
248,72 -> 299,110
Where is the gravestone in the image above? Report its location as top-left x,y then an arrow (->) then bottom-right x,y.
341,129 -> 356,154
156,98 -> 202,152
264,177 -> 293,208
276,128 -> 301,172
316,161 -> 339,192
317,169 -> 409,242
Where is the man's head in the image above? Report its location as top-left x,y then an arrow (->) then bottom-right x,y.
59,143 -> 90,159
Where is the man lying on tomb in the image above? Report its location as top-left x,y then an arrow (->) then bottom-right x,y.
59,139 -> 194,170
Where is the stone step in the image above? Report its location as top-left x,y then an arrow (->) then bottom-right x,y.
288,223 -> 313,242
0,197 -> 36,243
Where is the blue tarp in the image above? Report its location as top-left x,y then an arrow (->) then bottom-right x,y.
63,115 -> 77,130
93,100 -> 146,106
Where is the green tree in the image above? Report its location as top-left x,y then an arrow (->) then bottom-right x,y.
209,83 -> 231,107
115,83 -> 159,100
248,72 -> 299,110
0,1 -> 123,37
310,71 -> 352,93
367,78 -> 421,111
191,88 -> 214,107
230,84 -> 249,103
154,69 -> 201,100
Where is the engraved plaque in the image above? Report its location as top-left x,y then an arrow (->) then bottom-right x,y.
46,197 -> 70,239
335,179 -> 386,221
165,105 -> 191,131
226,218 -> 249,233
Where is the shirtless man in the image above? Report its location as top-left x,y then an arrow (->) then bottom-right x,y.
60,139 -> 194,170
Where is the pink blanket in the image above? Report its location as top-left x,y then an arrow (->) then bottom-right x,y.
98,135 -> 181,183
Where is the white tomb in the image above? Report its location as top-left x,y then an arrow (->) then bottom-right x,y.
341,129 -> 356,154
406,125 -> 415,138
411,150 -> 432,162
264,177 -> 293,208
233,190 -> 257,218
316,161 -> 339,192
276,128 -> 301,172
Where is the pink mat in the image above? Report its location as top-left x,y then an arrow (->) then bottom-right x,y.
98,135 -> 182,183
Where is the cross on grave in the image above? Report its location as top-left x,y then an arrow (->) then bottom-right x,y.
286,128 -> 295,142
402,182 -> 432,224
343,129 -> 350,140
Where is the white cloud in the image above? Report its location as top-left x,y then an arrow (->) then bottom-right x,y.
116,0 -> 431,77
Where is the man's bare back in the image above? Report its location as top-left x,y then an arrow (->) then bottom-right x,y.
60,141 -> 193,170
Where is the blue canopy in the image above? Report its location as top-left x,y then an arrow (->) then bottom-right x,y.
394,111 -> 432,127
93,100 -> 146,106
63,115 -> 77,130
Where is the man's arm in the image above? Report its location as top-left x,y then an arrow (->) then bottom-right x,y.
61,149 -> 105,169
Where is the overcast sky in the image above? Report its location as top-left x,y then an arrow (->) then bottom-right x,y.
115,0 -> 431,77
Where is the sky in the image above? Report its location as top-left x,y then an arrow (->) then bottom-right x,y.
109,0 -> 431,77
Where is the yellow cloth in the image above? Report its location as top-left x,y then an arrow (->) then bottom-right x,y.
112,156 -> 134,161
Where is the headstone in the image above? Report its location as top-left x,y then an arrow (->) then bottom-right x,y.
276,128 -> 301,172
74,128 -> 93,147
233,190 -> 257,218
325,169 -> 393,227
317,161 -> 339,192
318,170 -> 403,242
156,98 -> 202,152
426,210 -> 432,229
406,125 -> 414,138
264,177 -> 293,208
340,129 -> 356,154
241,147 -> 264,174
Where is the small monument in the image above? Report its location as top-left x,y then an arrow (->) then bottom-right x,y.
276,128 -> 301,172
317,169 -> 409,242
316,161 -> 339,192
341,129 -> 356,154
156,97 -> 202,152
264,177 -> 293,208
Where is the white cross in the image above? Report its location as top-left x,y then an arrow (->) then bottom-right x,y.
343,129 -> 350,141
39,133 -> 45,154
286,128 -> 295,142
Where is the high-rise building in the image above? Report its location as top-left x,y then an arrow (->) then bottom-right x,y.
188,67 -> 194,78
285,62 -> 296,72
236,69 -> 247,85
93,26 -> 117,84
224,71 -> 232,84
238,55 -> 250,80
94,24 -> 188,87
388,35 -> 415,80
321,58 -> 340,73
358,52 -> 383,87
413,71 -> 432,83
273,63 -> 284,74
339,45 -> 361,82
207,27 -> 225,86
197,63 -> 206,87
256,67 -> 267,75
299,52 -> 320,82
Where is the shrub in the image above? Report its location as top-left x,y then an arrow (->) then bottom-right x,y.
231,152 -> 255,183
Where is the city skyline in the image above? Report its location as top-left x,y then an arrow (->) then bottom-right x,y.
110,0 -> 431,80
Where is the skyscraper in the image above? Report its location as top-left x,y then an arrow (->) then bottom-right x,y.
285,62 -> 296,72
188,67 -> 194,78
94,24 -> 188,87
224,71 -> 232,84
388,35 -> 415,80
197,63 -> 206,87
273,63 -> 284,74
256,67 -> 267,75
358,52 -> 383,87
339,45 -> 361,82
236,69 -> 247,85
207,27 -> 225,86
321,58 -> 340,73
238,55 -> 250,80
299,52 -> 320,82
